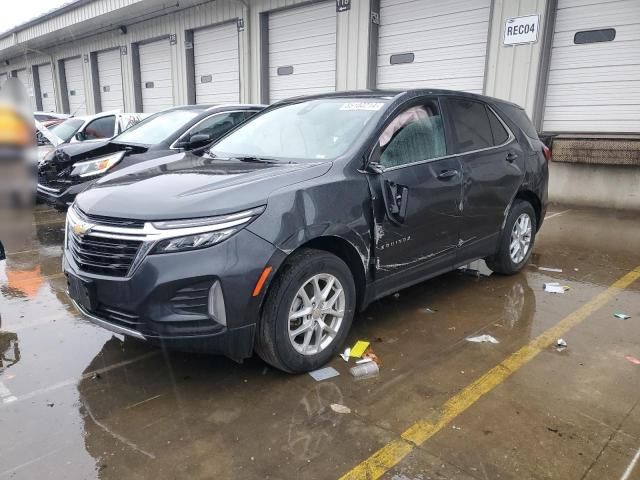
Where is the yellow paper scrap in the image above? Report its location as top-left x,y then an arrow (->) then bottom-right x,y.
350,340 -> 370,358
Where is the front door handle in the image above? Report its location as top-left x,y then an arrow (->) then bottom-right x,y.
506,152 -> 518,163
437,169 -> 459,180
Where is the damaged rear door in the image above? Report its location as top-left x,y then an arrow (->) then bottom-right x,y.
368,97 -> 462,279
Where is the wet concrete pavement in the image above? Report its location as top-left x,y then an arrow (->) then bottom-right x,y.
1,206 -> 640,479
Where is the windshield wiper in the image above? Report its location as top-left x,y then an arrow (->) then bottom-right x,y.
232,156 -> 280,164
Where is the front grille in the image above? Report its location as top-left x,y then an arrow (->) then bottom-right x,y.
76,208 -> 145,229
69,231 -> 142,277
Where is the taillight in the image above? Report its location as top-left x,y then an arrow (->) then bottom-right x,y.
542,144 -> 552,161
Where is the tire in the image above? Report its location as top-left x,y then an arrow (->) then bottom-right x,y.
255,249 -> 356,373
486,200 -> 537,275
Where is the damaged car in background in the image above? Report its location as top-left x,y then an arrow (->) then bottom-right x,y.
38,104 -> 263,209
35,110 -> 146,163
64,90 -> 549,373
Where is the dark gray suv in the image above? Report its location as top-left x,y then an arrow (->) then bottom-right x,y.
64,89 -> 549,373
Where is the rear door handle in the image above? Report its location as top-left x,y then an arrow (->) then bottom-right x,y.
437,169 -> 459,180
506,152 -> 518,163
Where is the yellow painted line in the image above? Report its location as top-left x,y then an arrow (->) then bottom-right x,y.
339,266 -> 640,480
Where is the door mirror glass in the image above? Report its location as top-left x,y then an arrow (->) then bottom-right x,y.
75,131 -> 86,141
378,101 -> 447,168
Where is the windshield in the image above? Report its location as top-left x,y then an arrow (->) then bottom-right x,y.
210,99 -> 387,161
114,109 -> 200,145
49,118 -> 84,142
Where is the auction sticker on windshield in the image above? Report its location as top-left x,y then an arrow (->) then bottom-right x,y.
339,102 -> 385,111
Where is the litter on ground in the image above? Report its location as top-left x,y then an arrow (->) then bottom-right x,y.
625,355 -> 640,365
308,367 -> 340,381
350,361 -> 379,378
466,334 -> 499,344
339,348 -> 351,362
363,347 -> 382,367
614,313 -> 631,320
556,338 -> 567,352
539,267 -> 563,273
544,282 -> 569,293
350,340 -> 370,358
330,403 -> 351,414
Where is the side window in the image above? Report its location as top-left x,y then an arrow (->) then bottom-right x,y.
84,116 -> 115,140
487,108 -> 509,145
244,110 -> 261,121
187,111 -> 247,143
446,99 -> 493,153
379,100 -> 447,168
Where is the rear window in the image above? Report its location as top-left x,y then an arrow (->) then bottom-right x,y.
497,103 -> 539,139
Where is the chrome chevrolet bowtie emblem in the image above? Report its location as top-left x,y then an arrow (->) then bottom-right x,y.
73,222 -> 94,236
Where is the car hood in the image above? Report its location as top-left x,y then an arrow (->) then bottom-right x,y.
75,152 -> 332,221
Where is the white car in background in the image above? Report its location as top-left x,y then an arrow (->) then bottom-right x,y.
36,111 -> 147,162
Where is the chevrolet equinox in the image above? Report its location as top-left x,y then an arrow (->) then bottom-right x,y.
64,90 -> 549,373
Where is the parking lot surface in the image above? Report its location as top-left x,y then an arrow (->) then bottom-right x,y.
1,206 -> 640,480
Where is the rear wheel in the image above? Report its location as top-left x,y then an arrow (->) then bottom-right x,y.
255,249 -> 356,373
486,200 -> 537,275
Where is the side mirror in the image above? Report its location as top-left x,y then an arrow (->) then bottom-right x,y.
75,131 -> 86,141
187,133 -> 211,148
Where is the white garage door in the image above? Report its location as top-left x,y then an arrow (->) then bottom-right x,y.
268,1 -> 336,103
15,69 -> 37,110
543,0 -> 640,133
97,49 -> 125,112
139,39 -> 173,113
38,63 -> 57,112
64,57 -> 86,115
194,23 -> 240,104
377,0 -> 491,94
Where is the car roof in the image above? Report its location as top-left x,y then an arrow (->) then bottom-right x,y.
272,89 -> 523,110
163,103 -> 266,114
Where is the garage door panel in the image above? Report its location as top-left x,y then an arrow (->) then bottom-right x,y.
377,0 -> 490,91
193,23 -> 240,104
270,45 -> 336,67
64,57 -> 86,116
97,49 -> 124,112
269,3 -> 335,27
555,0 -> 639,32
543,0 -> 640,132
38,64 -> 56,112
548,41 -> 640,69
379,29 -> 488,56
552,24 -> 640,46
139,39 -> 173,112
268,1 -> 336,102
381,3 -> 489,30
269,21 -> 335,44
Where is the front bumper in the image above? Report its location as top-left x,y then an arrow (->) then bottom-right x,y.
37,180 -> 91,210
64,228 -> 281,360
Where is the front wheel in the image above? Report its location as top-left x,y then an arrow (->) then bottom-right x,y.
486,200 -> 537,275
255,249 -> 356,373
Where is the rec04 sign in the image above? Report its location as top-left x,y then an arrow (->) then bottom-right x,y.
504,15 -> 539,46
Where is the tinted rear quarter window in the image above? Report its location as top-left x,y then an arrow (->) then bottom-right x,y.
446,98 -> 493,153
496,103 -> 539,139
488,109 -> 509,145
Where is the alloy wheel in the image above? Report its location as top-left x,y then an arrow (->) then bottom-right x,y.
288,273 -> 345,356
509,213 -> 532,264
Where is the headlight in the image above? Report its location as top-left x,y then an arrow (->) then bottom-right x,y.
152,229 -> 236,253
70,151 -> 125,178
149,206 -> 265,254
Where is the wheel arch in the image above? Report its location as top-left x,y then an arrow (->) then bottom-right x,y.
514,189 -> 542,231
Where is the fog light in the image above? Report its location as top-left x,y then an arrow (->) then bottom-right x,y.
208,280 -> 227,326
